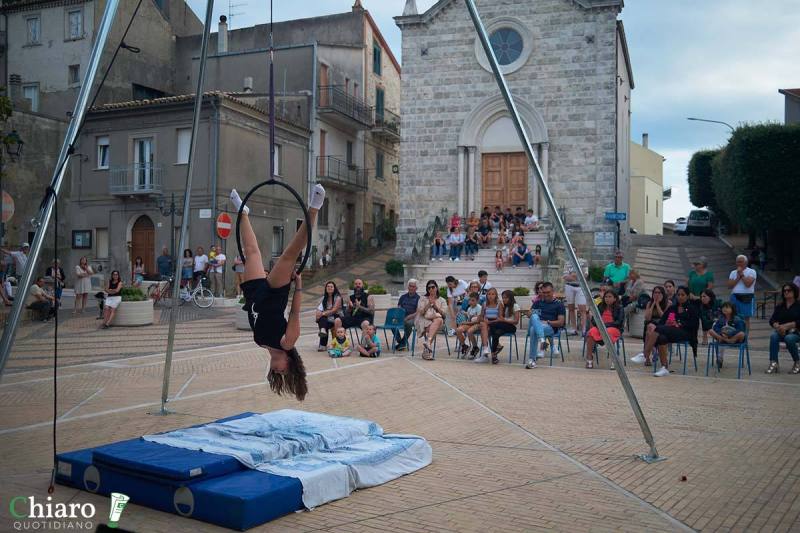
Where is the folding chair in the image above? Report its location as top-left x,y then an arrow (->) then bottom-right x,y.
524,329 -> 566,366
375,308 -> 406,353
668,341 -> 697,375
706,341 -> 750,379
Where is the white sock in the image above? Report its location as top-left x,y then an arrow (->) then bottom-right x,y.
230,189 -> 249,215
309,183 -> 326,209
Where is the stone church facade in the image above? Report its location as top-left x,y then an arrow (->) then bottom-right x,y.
394,0 -> 633,260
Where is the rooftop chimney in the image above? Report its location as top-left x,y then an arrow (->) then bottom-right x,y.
243,77 -> 253,93
218,15 -> 228,54
403,0 -> 418,16
642,133 -> 649,148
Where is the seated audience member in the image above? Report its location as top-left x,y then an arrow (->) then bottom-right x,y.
474,287 -> 501,364
525,282 -> 565,369
445,276 -> 470,334
603,249 -> 631,296
584,289 -> 624,369
477,218 -> 492,246
27,276 -> 56,321
432,231 -> 447,261
490,207 -> 502,230
449,212 -> 462,230
448,226 -> 465,262
464,227 -> 480,261
663,279 -> 678,307
513,207 -> 526,225
632,286 -> 698,377
497,226 -> 508,246
481,290 -> 520,362
415,280 -> 448,360
765,283 -> 800,374
698,289 -> 720,345
477,270 -> 493,297
456,292 -> 483,359
622,269 -> 645,308
394,279 -> 420,351
315,281 -> 343,351
335,278 -> 374,330
357,321 -> 381,358
708,301 -> 746,369
512,241 -> 534,268
638,286 -> 667,362
481,206 -> 492,220
503,207 -> 514,226
523,209 -> 540,231
687,257 -> 714,301
466,211 -> 480,231
328,327 -> 353,358
533,244 -> 542,266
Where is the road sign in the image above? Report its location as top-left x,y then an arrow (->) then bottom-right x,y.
216,212 -> 232,240
199,208 -> 212,219
2,191 -> 14,223
605,212 -> 627,221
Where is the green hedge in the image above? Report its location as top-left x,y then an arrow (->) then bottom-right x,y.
368,284 -> 387,295
121,287 -> 147,302
687,149 -> 720,210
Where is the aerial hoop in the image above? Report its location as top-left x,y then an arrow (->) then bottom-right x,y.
234,179 -> 312,274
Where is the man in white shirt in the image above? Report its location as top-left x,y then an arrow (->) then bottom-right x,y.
523,210 -> 540,231
1,242 -> 29,275
211,251 -> 226,297
727,254 -> 757,330
447,227 -> 465,262
562,254 -> 589,335
445,276 -> 469,334
193,246 -> 209,289
477,270 -> 493,300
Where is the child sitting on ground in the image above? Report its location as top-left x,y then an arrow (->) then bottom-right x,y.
328,327 -> 352,358
357,320 -> 381,358
456,292 -> 483,359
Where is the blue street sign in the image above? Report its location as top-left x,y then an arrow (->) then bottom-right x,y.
605,212 -> 627,221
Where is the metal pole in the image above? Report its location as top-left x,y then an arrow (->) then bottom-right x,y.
159,0 -> 216,415
269,0 -> 275,179
0,0 -> 122,380
464,0 -> 662,462
170,193 -> 176,260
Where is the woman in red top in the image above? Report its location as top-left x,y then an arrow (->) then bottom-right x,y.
584,289 -> 624,369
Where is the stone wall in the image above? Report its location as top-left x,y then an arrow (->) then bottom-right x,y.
396,0 -> 624,263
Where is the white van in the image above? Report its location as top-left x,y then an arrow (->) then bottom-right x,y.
686,209 -> 717,236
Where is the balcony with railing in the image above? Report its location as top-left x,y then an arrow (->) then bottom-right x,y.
318,85 -> 373,129
372,108 -> 401,143
109,164 -> 163,196
316,156 -> 368,191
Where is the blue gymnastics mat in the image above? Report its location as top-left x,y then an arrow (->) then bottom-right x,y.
55,412 -> 303,531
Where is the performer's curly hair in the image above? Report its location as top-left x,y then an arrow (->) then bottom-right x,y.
267,347 -> 307,401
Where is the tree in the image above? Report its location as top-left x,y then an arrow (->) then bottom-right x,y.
687,149 -> 719,209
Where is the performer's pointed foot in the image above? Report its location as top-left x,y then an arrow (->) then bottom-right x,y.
309,183 -> 326,210
230,188 -> 249,215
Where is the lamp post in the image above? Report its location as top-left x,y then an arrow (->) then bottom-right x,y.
686,117 -> 735,132
0,130 -> 25,246
157,193 -> 183,262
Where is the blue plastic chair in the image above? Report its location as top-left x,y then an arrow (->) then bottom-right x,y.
375,308 -> 407,352
706,341 -> 751,379
524,329 -> 566,366
668,341 -> 697,375
410,326 -> 451,358
500,332 -> 520,363
581,335 -> 626,367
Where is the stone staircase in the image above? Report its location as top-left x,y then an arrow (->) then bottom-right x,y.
416,231 -> 548,291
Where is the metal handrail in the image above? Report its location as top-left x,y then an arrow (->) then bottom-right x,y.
318,85 -> 373,126
315,155 -> 368,190
374,107 -> 400,136
109,163 -> 163,194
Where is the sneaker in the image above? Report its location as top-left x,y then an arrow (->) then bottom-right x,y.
567,328 -> 577,336
536,350 -> 545,359
525,358 -> 537,369
654,367 -> 670,377
610,361 -> 615,370
470,345 -> 479,358
448,328 -> 456,336
460,344 -> 469,356
308,183 -> 326,209
552,346 -> 561,355
454,258 -> 460,262
631,353 -> 646,364
318,328 -> 326,337
473,355 -> 489,363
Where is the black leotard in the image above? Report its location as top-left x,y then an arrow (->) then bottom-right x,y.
241,278 -> 290,349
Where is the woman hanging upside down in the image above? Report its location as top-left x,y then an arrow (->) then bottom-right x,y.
230,183 -> 326,401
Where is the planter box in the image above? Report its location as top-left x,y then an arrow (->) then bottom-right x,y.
628,308 -> 645,339
113,299 -> 154,327
517,298 -> 532,312
370,294 -> 392,310
235,306 -> 252,330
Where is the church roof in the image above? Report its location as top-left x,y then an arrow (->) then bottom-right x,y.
396,0 -> 624,26
778,88 -> 800,99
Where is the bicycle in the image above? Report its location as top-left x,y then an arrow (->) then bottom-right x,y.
184,276 -> 215,308
147,276 -> 176,307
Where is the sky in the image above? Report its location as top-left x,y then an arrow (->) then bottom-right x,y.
187,0 -> 798,222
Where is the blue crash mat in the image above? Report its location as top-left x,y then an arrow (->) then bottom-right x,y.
55,412 -> 303,531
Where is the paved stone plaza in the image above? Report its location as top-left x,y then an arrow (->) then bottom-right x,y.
0,237 -> 798,532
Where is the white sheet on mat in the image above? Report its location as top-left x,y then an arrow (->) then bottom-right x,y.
142,409 -> 432,508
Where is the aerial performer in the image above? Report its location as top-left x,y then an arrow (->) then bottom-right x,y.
230,183 -> 326,401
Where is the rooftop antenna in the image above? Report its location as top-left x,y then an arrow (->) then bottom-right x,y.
228,0 -> 246,29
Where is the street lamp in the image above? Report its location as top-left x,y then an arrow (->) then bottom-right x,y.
0,129 -> 25,246
686,117 -> 735,132
157,193 -> 184,261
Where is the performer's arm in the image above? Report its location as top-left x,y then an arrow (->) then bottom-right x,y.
283,273 -> 303,348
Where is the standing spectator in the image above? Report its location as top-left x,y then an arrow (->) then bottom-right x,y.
792,274 -> 800,291
727,254 -> 757,331
0,263 -> 11,306
524,282 -> 565,368
336,278 -> 375,329
1,242 -> 30,275
132,256 -> 146,286
483,289 -> 520,362
687,257 -> 714,302
431,231 -> 447,261
523,209 -> 540,231
512,240 -> 533,268
708,302 -> 746,369
664,279 -> 678,307
394,279 -> 420,351
210,248 -> 226,297
193,246 -> 208,289
233,255 -> 245,297
73,256 -> 94,315
315,281 -> 343,351
26,276 -> 56,321
181,249 -> 194,288
445,276 -> 469,335
603,250 -> 631,296
765,283 -> 800,374
749,246 -> 760,270
415,280 -> 447,360
449,212 -> 462,230
494,249 -> 504,271
157,247 -> 173,279
101,270 -> 123,329
319,245 -> 331,267
758,248 -> 767,271
698,289 -> 720,346
633,286 -> 698,377
584,289 -> 624,369
447,226 -> 465,262
563,253 -> 589,335
45,259 -> 66,308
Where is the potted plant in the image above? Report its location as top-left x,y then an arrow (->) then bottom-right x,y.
385,259 -> 405,284
588,265 -> 605,283
368,284 -> 391,309
114,287 -> 154,326
235,296 -> 251,330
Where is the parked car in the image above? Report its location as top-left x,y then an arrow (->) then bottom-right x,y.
674,217 -> 688,235
686,209 -> 717,236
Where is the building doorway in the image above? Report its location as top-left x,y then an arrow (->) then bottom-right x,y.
131,215 -> 155,277
481,152 -> 528,211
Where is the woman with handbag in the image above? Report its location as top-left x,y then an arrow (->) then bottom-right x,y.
415,280 -> 447,360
